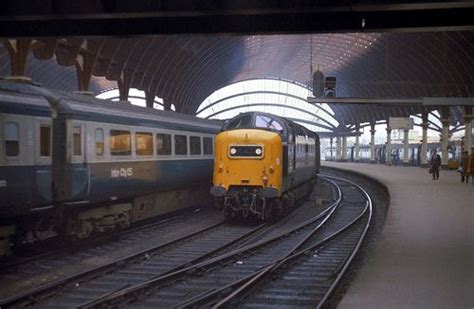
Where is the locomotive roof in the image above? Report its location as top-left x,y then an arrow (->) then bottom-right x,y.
223,111 -> 318,139
0,81 -> 222,131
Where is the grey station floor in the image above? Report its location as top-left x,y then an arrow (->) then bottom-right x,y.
323,161 -> 473,309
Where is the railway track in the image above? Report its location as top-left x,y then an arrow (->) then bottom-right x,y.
0,208 -> 223,299
75,174 -> 370,308
0,174 -> 369,308
0,210 -> 198,273
0,185 -> 331,309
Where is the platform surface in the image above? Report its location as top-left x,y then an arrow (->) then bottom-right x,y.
323,161 -> 473,309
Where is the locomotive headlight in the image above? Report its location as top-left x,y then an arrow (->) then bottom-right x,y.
230,147 -> 237,155
255,148 -> 262,155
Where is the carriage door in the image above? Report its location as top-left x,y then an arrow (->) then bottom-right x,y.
34,119 -> 53,205
68,121 -> 89,201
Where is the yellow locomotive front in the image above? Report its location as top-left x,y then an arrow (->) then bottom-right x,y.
210,112 -> 320,222
211,129 -> 283,220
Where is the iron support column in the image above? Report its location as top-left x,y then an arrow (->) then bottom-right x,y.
354,133 -> 360,162
403,129 -> 410,166
329,137 -> 334,161
341,136 -> 347,161
117,71 -> 131,102
369,123 -> 376,164
464,106 -> 473,155
3,39 -> 32,77
386,127 -> 392,165
441,119 -> 450,169
336,136 -> 342,161
421,123 -> 429,168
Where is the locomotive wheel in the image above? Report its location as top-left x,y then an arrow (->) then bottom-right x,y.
76,219 -> 94,240
34,217 -> 56,241
214,198 -> 224,209
282,193 -> 295,212
222,203 -> 237,222
116,212 -> 131,230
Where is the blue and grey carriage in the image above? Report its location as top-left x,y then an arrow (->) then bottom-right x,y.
0,80 -> 221,253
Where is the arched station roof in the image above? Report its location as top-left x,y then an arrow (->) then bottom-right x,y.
1,31 -> 473,132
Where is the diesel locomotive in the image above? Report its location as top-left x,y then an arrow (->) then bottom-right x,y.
210,112 -> 320,221
0,80 -> 221,255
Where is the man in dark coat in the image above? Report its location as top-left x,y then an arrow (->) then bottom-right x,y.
459,151 -> 469,183
430,150 -> 441,180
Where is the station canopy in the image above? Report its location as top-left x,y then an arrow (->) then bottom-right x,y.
1,31 -> 473,135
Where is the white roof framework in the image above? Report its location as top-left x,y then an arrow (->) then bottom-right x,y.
196,78 -> 339,133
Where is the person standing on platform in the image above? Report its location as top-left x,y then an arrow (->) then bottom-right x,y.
459,151 -> 469,183
466,148 -> 474,185
430,150 -> 441,180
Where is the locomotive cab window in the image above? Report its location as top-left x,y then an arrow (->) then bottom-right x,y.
190,136 -> 201,155
72,126 -> 82,156
95,128 -> 104,156
40,125 -> 51,157
174,135 -> 187,155
110,130 -> 131,156
136,132 -> 153,156
4,122 -> 19,157
157,133 -> 171,155
255,115 -> 284,132
203,137 -> 213,155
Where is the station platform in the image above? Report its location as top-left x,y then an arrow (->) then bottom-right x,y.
322,161 -> 473,309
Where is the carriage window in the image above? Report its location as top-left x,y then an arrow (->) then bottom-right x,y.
5,122 -> 19,157
156,133 -> 171,155
203,137 -> 213,155
110,130 -> 131,156
190,136 -> 201,155
40,125 -> 51,157
255,115 -> 284,132
95,128 -> 104,156
73,126 -> 81,156
136,132 -> 153,156
174,135 -> 187,155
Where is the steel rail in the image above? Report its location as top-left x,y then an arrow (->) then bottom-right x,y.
0,220 -> 227,307
0,210 -> 189,273
176,177 -> 344,308
316,173 -> 373,309
79,183 -> 343,308
183,174 -> 372,308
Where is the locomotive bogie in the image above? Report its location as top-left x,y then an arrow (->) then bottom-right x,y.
0,225 -> 15,255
